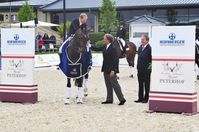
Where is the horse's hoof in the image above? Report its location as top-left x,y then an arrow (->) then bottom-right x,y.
64,98 -> 71,105
84,88 -> 88,97
130,75 -> 134,78
76,98 -> 83,104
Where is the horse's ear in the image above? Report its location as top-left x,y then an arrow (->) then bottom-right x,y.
80,24 -> 87,31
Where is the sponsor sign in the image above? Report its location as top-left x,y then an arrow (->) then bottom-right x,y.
149,26 -> 197,113
0,28 -> 37,103
1,28 -> 35,55
1,58 -> 34,85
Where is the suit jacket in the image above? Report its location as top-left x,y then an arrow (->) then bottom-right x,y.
101,44 -> 119,74
195,44 -> 199,66
137,44 -> 152,73
67,19 -> 80,37
116,28 -> 126,40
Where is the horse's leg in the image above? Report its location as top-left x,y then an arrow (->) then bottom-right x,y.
65,78 -> 72,104
83,73 -> 89,96
127,55 -> 135,78
76,77 -> 84,104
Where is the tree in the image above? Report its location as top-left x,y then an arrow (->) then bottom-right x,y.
57,20 -> 71,37
18,1 -> 35,22
99,0 -> 118,33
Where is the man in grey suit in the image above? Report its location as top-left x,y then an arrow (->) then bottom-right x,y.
101,34 -> 126,106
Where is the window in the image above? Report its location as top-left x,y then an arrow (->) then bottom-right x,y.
133,32 -> 148,38
118,10 -> 149,22
5,14 -> 8,19
11,14 -> 17,22
0,14 -> 4,21
189,8 -> 199,22
153,8 -> 199,23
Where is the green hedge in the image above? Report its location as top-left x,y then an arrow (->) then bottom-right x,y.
90,32 -> 129,51
90,32 -> 129,45
89,32 -> 104,45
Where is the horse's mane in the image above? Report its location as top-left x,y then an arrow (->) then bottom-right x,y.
80,24 -> 87,31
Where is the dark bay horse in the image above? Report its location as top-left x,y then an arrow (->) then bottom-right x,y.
113,38 -> 137,77
60,24 -> 90,104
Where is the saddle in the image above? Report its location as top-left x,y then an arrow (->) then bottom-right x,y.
117,38 -> 129,56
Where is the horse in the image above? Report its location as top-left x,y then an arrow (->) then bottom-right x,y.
59,24 -> 91,104
112,38 -> 137,77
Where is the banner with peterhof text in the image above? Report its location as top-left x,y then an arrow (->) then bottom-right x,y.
149,26 -> 197,114
0,28 -> 37,103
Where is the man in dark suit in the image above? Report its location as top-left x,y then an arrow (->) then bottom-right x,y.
101,34 -> 126,106
135,35 -> 152,103
67,13 -> 88,38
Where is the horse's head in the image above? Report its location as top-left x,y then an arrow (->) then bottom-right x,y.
74,24 -> 89,53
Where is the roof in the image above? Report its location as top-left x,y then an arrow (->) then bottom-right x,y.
41,0 -> 199,11
127,15 -> 165,24
189,18 -> 199,23
0,0 -> 23,2
0,0 -> 57,8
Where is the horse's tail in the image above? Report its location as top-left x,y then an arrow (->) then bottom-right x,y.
126,42 -> 137,67
129,42 -> 137,53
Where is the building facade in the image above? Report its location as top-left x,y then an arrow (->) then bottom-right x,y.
41,0 -> 199,32
0,0 -> 199,32
0,0 -> 56,27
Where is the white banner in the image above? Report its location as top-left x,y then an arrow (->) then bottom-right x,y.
34,53 -> 130,68
151,26 -> 196,94
151,61 -> 195,93
1,28 -> 35,85
152,26 -> 195,58
92,53 -> 129,67
1,28 -> 35,55
1,58 -> 34,85
35,54 -> 60,68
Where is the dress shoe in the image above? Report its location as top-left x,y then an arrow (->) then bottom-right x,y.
101,101 -> 113,104
142,100 -> 148,103
134,99 -> 143,103
118,99 -> 126,105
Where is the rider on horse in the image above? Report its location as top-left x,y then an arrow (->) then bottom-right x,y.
116,22 -> 128,56
67,13 -> 88,39
114,22 -> 137,78
61,13 -> 92,104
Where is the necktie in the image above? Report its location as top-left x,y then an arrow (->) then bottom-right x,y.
142,46 -> 144,51
106,45 -> 109,50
